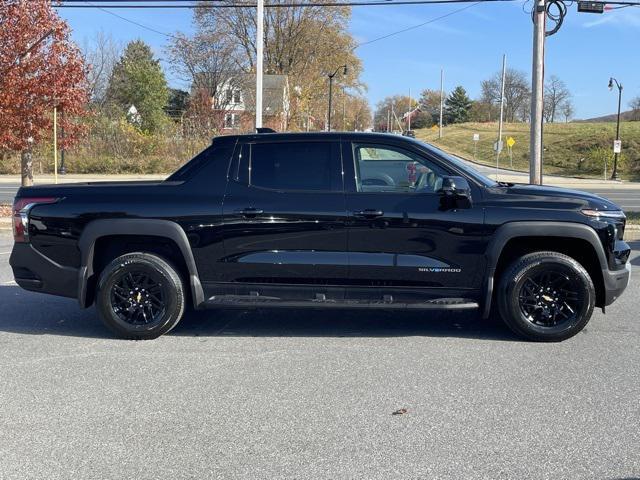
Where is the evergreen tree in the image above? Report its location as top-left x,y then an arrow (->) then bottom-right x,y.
444,86 -> 472,124
106,40 -> 169,132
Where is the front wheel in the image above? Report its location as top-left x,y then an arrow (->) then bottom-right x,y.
497,251 -> 595,342
96,252 -> 186,340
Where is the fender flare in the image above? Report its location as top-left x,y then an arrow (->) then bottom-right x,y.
481,221 -> 607,319
77,219 -> 204,309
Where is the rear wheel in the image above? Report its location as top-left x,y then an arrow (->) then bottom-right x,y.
497,251 -> 595,342
96,252 -> 185,340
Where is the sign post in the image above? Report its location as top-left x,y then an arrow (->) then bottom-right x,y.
506,136 -> 516,168
473,133 -> 480,160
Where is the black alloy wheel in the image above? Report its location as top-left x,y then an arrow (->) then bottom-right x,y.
498,251 -> 595,342
96,252 -> 186,340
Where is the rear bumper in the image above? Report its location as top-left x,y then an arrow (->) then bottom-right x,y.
602,262 -> 631,306
9,243 -> 79,300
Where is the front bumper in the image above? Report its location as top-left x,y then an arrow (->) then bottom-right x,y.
9,243 -> 79,299
602,262 -> 631,306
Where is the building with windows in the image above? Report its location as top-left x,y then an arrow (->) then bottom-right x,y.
217,74 -> 290,133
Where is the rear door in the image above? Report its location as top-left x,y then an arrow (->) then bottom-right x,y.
343,139 -> 486,294
219,137 -> 348,292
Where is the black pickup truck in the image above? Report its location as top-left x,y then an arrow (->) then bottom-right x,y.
10,132 -> 631,341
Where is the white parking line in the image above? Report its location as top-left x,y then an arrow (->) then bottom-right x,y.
1,281 -> 16,286
0,252 -> 11,255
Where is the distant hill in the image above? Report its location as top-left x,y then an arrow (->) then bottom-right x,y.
578,110 -> 639,122
415,121 -> 640,180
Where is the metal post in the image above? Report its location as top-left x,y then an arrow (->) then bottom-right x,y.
327,75 -> 333,131
342,87 -> 346,131
255,0 -> 264,129
496,54 -> 506,180
60,107 -> 66,175
408,88 -> 412,132
529,0 -> 546,185
53,106 -> 58,185
612,82 -> 622,180
439,68 -> 444,139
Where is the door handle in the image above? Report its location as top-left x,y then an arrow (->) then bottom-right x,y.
236,208 -> 264,217
353,209 -> 384,219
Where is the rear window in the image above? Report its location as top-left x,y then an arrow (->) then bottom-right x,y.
249,141 -> 341,192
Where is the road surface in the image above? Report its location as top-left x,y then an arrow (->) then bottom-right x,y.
0,231 -> 639,479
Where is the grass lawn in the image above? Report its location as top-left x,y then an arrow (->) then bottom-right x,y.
415,121 -> 640,180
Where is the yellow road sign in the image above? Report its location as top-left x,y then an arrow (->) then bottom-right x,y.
506,137 -> 516,148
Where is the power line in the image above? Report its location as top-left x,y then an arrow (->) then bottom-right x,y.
83,1 -> 178,37
56,0 -> 520,7
354,0 -> 481,47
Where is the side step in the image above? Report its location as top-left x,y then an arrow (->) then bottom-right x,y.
202,295 -> 479,311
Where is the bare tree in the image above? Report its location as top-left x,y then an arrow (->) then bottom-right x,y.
81,31 -> 121,107
193,0 -> 364,129
543,75 -> 571,123
480,68 -> 530,123
630,96 -> 640,121
560,100 -> 575,123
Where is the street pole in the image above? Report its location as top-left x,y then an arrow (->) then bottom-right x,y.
60,107 -> 66,175
439,68 -> 444,139
327,75 -> 333,131
496,54 -> 507,180
408,88 -> 412,132
327,65 -> 347,132
53,106 -> 58,185
609,77 -> 623,180
529,0 -> 546,185
255,0 -> 264,129
342,87 -> 346,131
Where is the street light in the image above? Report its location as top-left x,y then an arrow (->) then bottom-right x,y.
608,77 -> 623,181
327,65 -> 347,132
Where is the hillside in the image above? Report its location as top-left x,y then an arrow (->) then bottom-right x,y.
578,110 -> 638,123
416,122 -> 640,180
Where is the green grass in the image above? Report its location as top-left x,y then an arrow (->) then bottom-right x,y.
415,121 -> 640,180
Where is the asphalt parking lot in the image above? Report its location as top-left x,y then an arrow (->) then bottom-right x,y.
0,231 -> 638,480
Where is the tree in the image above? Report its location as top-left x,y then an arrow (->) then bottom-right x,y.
82,31 -> 121,107
480,68 -> 530,123
0,0 -> 89,186
105,40 -> 169,133
543,75 -> 571,123
165,89 -> 190,121
418,88 -> 441,123
373,95 -> 412,131
560,100 -> 574,123
444,86 -> 472,124
193,0 -> 364,130
630,96 -> 640,121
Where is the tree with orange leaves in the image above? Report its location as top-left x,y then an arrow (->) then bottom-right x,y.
0,0 -> 88,186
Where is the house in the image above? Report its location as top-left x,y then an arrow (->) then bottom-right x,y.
217,74 -> 290,132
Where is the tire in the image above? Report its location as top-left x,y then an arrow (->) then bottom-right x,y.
497,251 -> 595,342
95,252 -> 186,340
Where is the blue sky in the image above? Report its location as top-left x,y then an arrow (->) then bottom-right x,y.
57,2 -> 640,119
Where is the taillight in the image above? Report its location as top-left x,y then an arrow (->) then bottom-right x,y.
12,197 -> 58,243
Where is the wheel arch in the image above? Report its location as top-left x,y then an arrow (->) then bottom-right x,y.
482,221 -> 608,319
77,219 -> 204,309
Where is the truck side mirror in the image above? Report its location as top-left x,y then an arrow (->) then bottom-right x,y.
437,176 -> 472,209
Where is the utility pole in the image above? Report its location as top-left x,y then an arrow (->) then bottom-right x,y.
60,107 -> 66,175
255,0 -> 264,129
439,68 -> 444,139
529,0 -> 546,185
342,87 -> 346,131
496,54 -> 507,179
327,65 -> 347,132
408,88 -> 412,132
609,77 -> 623,180
53,106 -> 58,185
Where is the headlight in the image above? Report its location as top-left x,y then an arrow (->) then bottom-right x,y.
581,209 -> 626,219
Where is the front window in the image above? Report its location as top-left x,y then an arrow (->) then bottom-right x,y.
353,143 -> 446,194
224,113 -> 239,129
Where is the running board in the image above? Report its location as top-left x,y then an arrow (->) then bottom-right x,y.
202,295 -> 479,310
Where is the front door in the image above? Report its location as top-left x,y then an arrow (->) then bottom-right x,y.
219,138 -> 348,291
343,140 -> 486,294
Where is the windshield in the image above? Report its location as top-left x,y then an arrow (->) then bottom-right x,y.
414,139 -> 499,188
